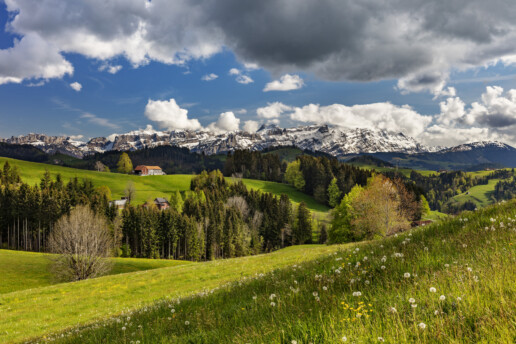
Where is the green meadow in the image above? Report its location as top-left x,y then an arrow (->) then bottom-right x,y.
0,157 -> 327,213
0,250 -> 191,294
41,201 -> 516,343
0,200 -> 512,343
0,245 -> 342,343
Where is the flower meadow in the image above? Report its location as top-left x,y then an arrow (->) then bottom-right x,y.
28,201 -> 516,343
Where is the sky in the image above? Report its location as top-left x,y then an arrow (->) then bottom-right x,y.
2,0 -> 516,147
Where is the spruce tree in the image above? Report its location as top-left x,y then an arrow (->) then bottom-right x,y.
327,177 -> 342,207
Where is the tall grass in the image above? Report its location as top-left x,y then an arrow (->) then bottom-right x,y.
35,201 -> 516,343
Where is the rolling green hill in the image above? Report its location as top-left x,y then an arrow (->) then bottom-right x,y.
0,250 -> 192,294
0,245 -> 342,343
2,200 -> 515,343
0,157 -> 328,214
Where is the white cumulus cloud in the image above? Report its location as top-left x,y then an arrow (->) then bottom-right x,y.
99,63 -> 122,74
263,74 -> 304,92
70,81 -> 82,92
0,33 -> 73,85
257,102 -> 293,119
207,111 -> 240,133
243,120 -> 259,133
144,98 -> 201,131
229,68 -> 254,84
201,73 -> 218,81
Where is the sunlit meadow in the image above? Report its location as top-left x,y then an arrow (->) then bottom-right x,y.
24,200 -> 516,343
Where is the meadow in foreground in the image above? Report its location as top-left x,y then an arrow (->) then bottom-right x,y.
38,201 -> 516,343
0,245 -> 341,343
0,250 -> 191,294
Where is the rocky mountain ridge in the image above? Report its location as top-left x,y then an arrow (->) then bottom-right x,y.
0,125 -> 508,160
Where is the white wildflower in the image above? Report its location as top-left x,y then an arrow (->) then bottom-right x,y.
439,295 -> 446,301
429,287 -> 436,293
404,272 -> 411,278
418,322 -> 427,329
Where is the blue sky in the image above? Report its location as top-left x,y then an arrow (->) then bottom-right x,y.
2,0 -> 516,147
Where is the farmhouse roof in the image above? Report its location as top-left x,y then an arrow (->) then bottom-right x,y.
134,165 -> 162,170
155,197 -> 169,204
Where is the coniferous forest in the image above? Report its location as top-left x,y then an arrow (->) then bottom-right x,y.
0,162 -> 315,261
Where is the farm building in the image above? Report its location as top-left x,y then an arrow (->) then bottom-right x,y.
134,165 -> 165,176
109,198 -> 127,209
144,198 -> 170,210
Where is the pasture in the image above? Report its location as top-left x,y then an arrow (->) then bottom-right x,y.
0,157 -> 328,214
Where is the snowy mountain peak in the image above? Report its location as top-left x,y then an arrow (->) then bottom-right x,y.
440,141 -> 514,153
2,125 -> 513,160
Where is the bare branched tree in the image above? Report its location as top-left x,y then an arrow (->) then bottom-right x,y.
48,205 -> 113,281
124,181 -> 136,204
226,196 -> 249,219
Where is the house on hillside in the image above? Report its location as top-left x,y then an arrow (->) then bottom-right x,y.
109,198 -> 128,209
144,198 -> 170,210
134,165 -> 165,176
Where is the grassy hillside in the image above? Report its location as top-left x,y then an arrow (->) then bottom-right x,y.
0,157 -> 327,214
23,201 -> 515,344
0,250 -> 191,294
0,245 -> 342,343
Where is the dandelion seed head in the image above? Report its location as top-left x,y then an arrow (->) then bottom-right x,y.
429,287 -> 436,293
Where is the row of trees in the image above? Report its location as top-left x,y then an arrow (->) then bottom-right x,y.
119,170 -> 316,260
224,150 -> 373,208
493,177 -> 516,202
408,169 -> 512,212
0,162 -> 113,251
328,174 -> 427,243
1,161 -> 319,262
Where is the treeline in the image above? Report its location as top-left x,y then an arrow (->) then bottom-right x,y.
408,169 -> 513,212
0,161 -> 113,251
225,151 -> 373,207
67,146 -> 225,174
120,170 -> 317,260
0,161 -> 320,261
329,174 -> 427,243
494,175 -> 516,201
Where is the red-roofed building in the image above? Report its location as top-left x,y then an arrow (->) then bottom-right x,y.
134,165 -> 165,176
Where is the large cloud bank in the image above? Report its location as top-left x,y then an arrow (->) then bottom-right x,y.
256,86 -> 516,147
2,0 -> 516,92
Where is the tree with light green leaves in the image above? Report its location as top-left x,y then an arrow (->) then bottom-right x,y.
117,153 -> 133,174
327,177 -> 342,207
285,160 -> 305,191
169,190 -> 184,213
419,195 -> 431,217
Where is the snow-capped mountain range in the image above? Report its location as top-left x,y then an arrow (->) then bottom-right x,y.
0,124 -> 508,159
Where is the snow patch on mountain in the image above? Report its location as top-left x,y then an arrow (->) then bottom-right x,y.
1,125 -> 511,159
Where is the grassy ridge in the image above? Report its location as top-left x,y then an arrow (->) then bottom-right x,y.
38,202 -> 516,344
0,250 -> 191,294
0,245 -> 342,343
0,157 -> 327,213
